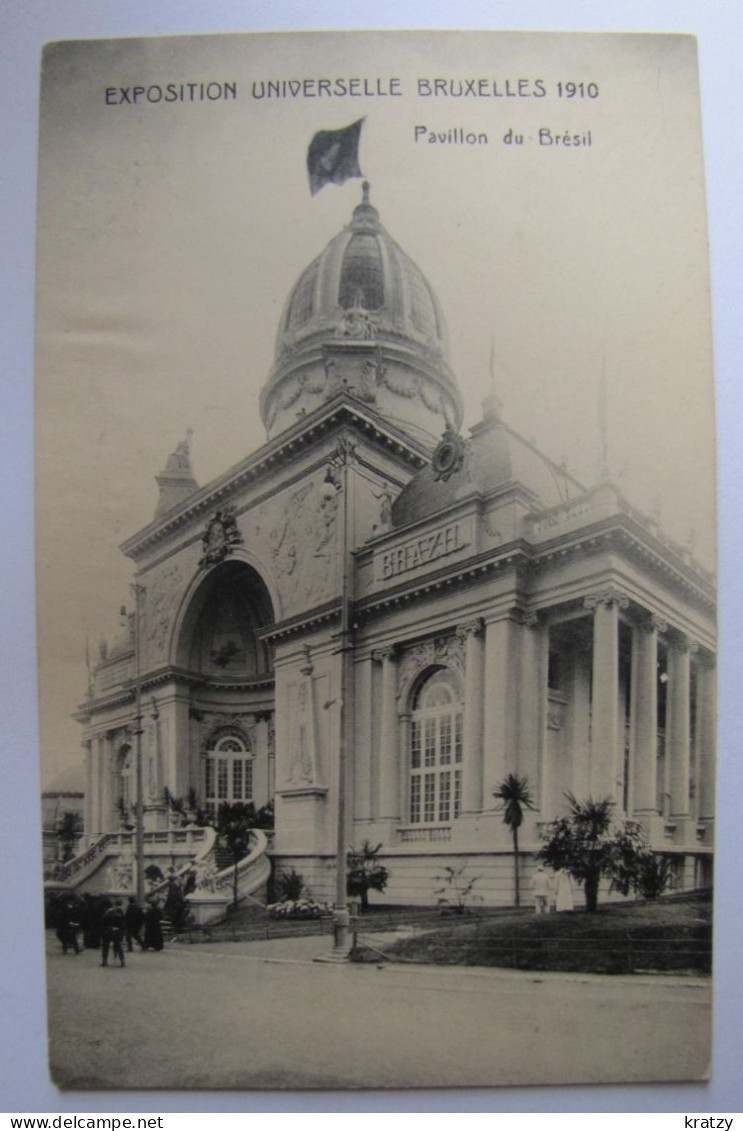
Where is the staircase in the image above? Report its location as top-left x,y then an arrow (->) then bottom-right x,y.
213,844 -> 235,873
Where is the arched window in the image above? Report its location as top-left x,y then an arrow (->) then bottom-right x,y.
409,672 -> 463,824
203,732 -> 254,814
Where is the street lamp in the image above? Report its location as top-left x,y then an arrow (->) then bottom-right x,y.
323,437 -> 356,958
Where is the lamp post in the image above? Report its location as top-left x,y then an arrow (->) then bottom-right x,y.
321,437 -> 356,957
130,581 -> 146,905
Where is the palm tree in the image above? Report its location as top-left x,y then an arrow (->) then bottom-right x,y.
217,801 -> 255,911
493,773 -> 535,908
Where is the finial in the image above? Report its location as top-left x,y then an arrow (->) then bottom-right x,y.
483,338 -> 503,420
362,180 -> 370,204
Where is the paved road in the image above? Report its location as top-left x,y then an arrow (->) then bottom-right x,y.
46,933 -> 711,1091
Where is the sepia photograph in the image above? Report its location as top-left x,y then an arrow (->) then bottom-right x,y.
33,27 -> 718,1094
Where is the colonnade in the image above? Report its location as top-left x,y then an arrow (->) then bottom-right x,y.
356,586 -> 715,847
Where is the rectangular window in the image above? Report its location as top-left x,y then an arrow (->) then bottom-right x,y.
453,769 -> 462,818
424,719 -> 436,767
439,771 -> 451,822
439,716 -> 452,764
217,758 -> 229,800
233,759 -> 243,799
454,713 -> 463,763
205,758 -> 214,800
410,776 -> 421,823
424,773 -> 436,823
410,720 -> 421,769
244,760 -> 254,802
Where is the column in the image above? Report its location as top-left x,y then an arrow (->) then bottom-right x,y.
631,616 -> 664,816
585,587 -> 628,801
482,618 -> 515,803
83,740 -> 93,844
518,614 -> 543,801
457,619 -> 485,813
695,658 -> 716,823
101,732 -> 115,831
397,712 -> 412,824
373,646 -> 399,820
570,647 -> 592,801
667,634 -> 691,820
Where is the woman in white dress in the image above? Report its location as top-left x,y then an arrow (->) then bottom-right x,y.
554,870 -> 575,912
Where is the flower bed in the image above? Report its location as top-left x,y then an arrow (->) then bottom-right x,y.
266,898 -> 330,920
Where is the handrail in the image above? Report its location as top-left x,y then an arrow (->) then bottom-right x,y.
213,829 -> 269,893
147,826 -> 217,898
51,833 -> 114,883
47,825 -> 216,891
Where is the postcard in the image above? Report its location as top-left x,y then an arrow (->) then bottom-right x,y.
36,30 -> 715,1089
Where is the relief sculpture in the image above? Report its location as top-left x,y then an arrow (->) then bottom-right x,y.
264,479 -> 339,615
142,561 -> 185,667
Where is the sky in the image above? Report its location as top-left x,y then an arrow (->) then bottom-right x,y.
35,31 -> 715,783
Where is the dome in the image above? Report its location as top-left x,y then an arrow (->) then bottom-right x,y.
260,184 -> 463,447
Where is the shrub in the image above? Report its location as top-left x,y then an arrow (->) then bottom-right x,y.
434,860 -> 480,914
634,853 -> 674,899
276,867 -> 306,902
346,841 -> 390,911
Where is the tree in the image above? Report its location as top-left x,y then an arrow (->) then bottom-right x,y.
346,841 -> 390,911
217,801 -> 256,911
493,773 -> 535,908
538,794 -> 648,913
56,810 -> 82,863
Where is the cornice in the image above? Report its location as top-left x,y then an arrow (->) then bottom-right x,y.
260,599 -> 342,644
121,397 -> 428,561
531,515 -> 715,615
76,666 -> 275,720
355,541 -> 531,621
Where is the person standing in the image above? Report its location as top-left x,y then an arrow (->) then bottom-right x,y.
531,864 -> 552,915
101,899 -> 126,967
554,869 -> 575,913
142,899 -> 164,952
56,899 -> 81,955
124,896 -> 145,952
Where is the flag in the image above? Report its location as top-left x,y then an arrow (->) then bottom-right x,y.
307,118 -> 364,195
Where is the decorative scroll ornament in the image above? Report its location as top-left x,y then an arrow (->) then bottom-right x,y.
199,506 -> 243,568
456,617 -> 484,643
432,430 -> 466,482
397,634 -> 466,701
583,586 -> 630,612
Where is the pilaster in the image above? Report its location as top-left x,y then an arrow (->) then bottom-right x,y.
481,617 -> 516,803
372,646 -> 400,820
456,620 -> 484,813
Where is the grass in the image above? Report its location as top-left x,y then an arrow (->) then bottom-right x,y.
351,891 -> 712,975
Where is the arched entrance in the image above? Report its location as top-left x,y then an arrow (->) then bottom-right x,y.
171,560 -> 276,819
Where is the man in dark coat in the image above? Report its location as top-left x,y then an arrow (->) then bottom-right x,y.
101,900 -> 126,967
142,899 -> 164,952
56,899 -> 81,955
124,896 -> 145,952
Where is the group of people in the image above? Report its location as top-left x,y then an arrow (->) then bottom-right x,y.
531,865 -> 575,914
53,893 -> 166,965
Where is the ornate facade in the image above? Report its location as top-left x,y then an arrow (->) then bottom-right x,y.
75,185 -> 715,905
